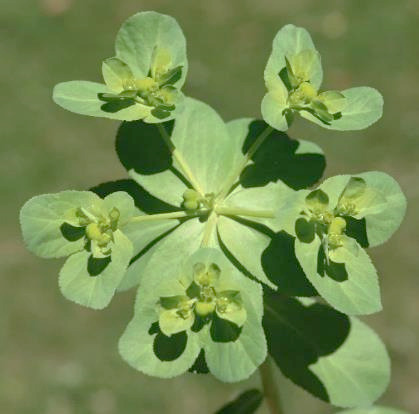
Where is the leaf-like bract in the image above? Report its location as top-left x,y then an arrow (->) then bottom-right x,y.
264,294 -> 390,408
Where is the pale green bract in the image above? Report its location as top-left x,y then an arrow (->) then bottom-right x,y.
264,294 -> 391,408
119,248 -> 266,382
20,190 -> 139,309
123,98 -> 302,288
262,24 -> 383,131
276,171 -> 406,315
53,11 -> 188,123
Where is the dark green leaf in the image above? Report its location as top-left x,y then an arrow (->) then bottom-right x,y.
215,389 -> 264,414
264,293 -> 390,407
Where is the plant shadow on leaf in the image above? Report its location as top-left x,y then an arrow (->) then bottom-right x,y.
100,99 -> 136,113
87,255 -> 111,276
345,216 -> 369,248
295,217 -> 316,243
263,291 -> 350,403
317,247 -> 348,282
240,120 -> 326,190
60,222 -> 85,241
149,321 -> 188,361
189,349 -> 209,374
262,231 -> 317,296
90,178 -> 178,213
116,120 -> 174,174
210,314 -> 242,343
215,389 -> 264,414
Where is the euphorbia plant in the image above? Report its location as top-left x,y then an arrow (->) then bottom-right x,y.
20,11 -> 409,414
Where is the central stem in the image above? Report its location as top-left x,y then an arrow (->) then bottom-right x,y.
259,358 -> 284,414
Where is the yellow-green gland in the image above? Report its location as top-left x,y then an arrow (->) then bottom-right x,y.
86,223 -> 103,241
336,201 -> 357,216
86,223 -> 112,246
195,300 -> 216,317
329,216 -> 347,235
135,77 -> 158,92
176,306 -> 193,320
289,82 -> 318,106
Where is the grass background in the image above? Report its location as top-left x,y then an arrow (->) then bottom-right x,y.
1,0 -> 418,413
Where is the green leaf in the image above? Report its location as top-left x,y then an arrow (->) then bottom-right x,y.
202,253 -> 266,382
295,236 -> 382,315
274,189 -> 309,236
221,181 -> 294,232
102,191 -> 137,227
115,120 -> 188,208
119,308 -> 201,378
318,90 -> 347,114
118,218 -> 205,291
102,57 -> 134,93
20,191 -> 100,258
264,24 -> 322,92
318,173 -> 406,247
264,294 -> 390,408
53,81 -> 153,122
120,247 -> 265,381
170,98 -> 237,195
217,216 -> 276,289
215,389 -> 264,414
115,11 -> 188,87
59,230 -> 133,309
288,49 -> 322,87
262,232 -> 317,296
355,172 -> 406,247
301,87 -> 383,131
306,188 -> 329,211
237,120 -> 325,190
261,88 -> 290,131
122,218 -> 178,257
337,407 -> 410,414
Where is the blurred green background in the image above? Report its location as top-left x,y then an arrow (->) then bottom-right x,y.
1,0 -> 418,413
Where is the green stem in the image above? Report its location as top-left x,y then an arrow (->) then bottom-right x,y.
259,358 -> 284,414
218,125 -> 273,200
157,123 -> 205,196
215,206 -> 275,219
129,210 -> 204,223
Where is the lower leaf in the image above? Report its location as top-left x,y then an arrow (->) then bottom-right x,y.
263,293 -> 390,408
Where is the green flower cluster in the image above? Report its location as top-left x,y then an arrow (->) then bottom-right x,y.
19,10 -> 407,410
